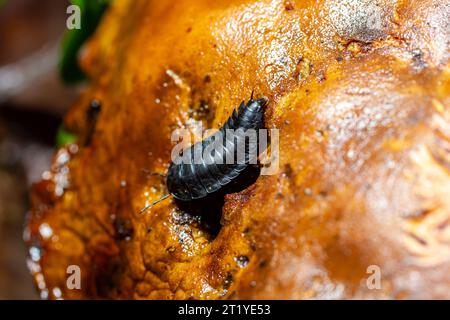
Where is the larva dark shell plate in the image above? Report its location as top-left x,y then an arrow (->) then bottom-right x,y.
167,97 -> 268,201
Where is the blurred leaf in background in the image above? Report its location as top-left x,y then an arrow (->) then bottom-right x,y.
60,0 -> 110,83
0,0 -> 8,8
56,126 -> 77,146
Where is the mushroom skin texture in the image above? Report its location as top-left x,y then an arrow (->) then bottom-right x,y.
26,0 -> 450,299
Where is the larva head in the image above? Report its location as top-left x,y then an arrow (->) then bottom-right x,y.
167,161 -> 192,201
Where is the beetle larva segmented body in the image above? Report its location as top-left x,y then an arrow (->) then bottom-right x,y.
167,96 -> 269,201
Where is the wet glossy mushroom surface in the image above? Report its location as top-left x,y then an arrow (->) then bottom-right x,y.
26,0 -> 450,299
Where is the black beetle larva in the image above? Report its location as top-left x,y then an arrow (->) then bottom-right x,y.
140,95 -> 268,213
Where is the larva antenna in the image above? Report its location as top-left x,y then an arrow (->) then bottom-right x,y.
140,169 -> 167,178
250,89 -> 255,101
139,194 -> 170,214
149,173 -> 167,178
